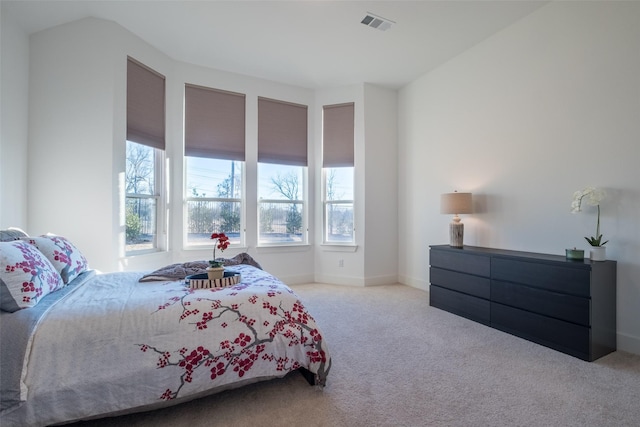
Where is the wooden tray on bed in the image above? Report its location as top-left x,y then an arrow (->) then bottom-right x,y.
185,271 -> 241,289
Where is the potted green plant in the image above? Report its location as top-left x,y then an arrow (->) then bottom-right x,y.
207,232 -> 230,279
571,187 -> 607,261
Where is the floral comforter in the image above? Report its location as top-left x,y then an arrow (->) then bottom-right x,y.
0,264 -> 330,427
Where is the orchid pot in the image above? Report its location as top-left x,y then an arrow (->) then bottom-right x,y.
206,266 -> 225,280
590,246 -> 606,262
571,187 -> 609,262
207,232 -> 230,279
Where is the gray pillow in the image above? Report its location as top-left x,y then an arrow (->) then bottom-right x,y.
0,228 -> 28,242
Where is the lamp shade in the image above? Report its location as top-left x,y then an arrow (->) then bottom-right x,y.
440,192 -> 472,215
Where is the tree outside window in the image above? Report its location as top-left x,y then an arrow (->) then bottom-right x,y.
125,141 -> 160,253
185,157 -> 243,246
258,163 -> 306,245
324,167 -> 354,243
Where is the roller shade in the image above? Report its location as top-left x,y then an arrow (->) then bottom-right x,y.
258,97 -> 308,166
127,57 -> 165,150
323,102 -> 354,167
184,84 -> 246,161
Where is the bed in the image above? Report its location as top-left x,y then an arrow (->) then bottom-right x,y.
0,229 -> 331,427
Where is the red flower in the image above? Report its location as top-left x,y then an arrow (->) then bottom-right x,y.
210,232 -> 230,266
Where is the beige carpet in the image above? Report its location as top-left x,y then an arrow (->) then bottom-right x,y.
73,283 -> 640,427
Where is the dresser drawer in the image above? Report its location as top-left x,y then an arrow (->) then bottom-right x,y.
427,245 -> 615,361
491,303 -> 591,360
492,280 -> 590,326
492,258 -> 590,297
430,267 -> 490,299
430,285 -> 490,326
430,249 -> 490,277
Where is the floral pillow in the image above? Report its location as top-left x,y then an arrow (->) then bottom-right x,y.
0,240 -> 65,312
20,235 -> 88,284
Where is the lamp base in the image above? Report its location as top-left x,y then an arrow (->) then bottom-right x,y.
449,222 -> 464,248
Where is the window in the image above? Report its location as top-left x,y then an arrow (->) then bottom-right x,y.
126,57 -> 165,254
257,97 -> 308,245
185,158 -> 243,245
258,163 -> 306,244
184,84 -> 245,246
322,103 -> 355,244
324,167 -> 354,243
125,141 -> 163,252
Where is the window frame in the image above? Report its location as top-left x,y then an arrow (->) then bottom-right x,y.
321,102 -> 355,246
125,141 -> 166,255
183,157 -> 245,249
257,162 -> 308,247
322,166 -> 355,245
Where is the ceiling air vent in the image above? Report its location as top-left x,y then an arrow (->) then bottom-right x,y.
361,12 -> 394,31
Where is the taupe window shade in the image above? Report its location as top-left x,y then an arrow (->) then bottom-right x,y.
258,97 -> 308,166
127,57 -> 165,150
323,103 -> 355,167
184,84 -> 246,161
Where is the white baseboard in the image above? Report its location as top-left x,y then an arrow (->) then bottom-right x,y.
617,332 -> 640,356
398,274 -> 429,292
277,273 -> 315,286
313,273 -> 400,287
313,273 -> 366,286
363,273 -> 398,286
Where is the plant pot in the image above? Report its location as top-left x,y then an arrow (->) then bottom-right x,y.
590,246 -> 606,262
206,266 -> 225,280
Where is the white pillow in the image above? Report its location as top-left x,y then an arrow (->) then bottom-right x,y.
0,240 -> 65,312
21,235 -> 88,284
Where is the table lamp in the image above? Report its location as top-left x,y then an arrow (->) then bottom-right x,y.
440,192 -> 472,248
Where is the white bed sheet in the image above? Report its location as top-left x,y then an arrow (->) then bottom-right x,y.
1,264 -> 330,426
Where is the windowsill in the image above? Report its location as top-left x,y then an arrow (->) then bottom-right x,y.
320,244 -> 358,253
183,245 -> 249,252
255,244 -> 311,254
123,248 -> 164,259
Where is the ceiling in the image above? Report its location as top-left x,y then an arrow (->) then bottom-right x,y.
3,1 -> 548,89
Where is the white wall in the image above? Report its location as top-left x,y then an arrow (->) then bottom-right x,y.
313,84 -> 399,286
314,85 -> 365,285
0,10 -> 29,229
23,17 -> 326,284
363,84 -> 398,285
27,18 -> 175,273
398,1 -> 640,354
12,14 -> 400,286
3,1 -> 638,355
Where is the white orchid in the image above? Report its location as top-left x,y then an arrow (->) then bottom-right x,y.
571,187 -> 605,212
571,187 -> 607,246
